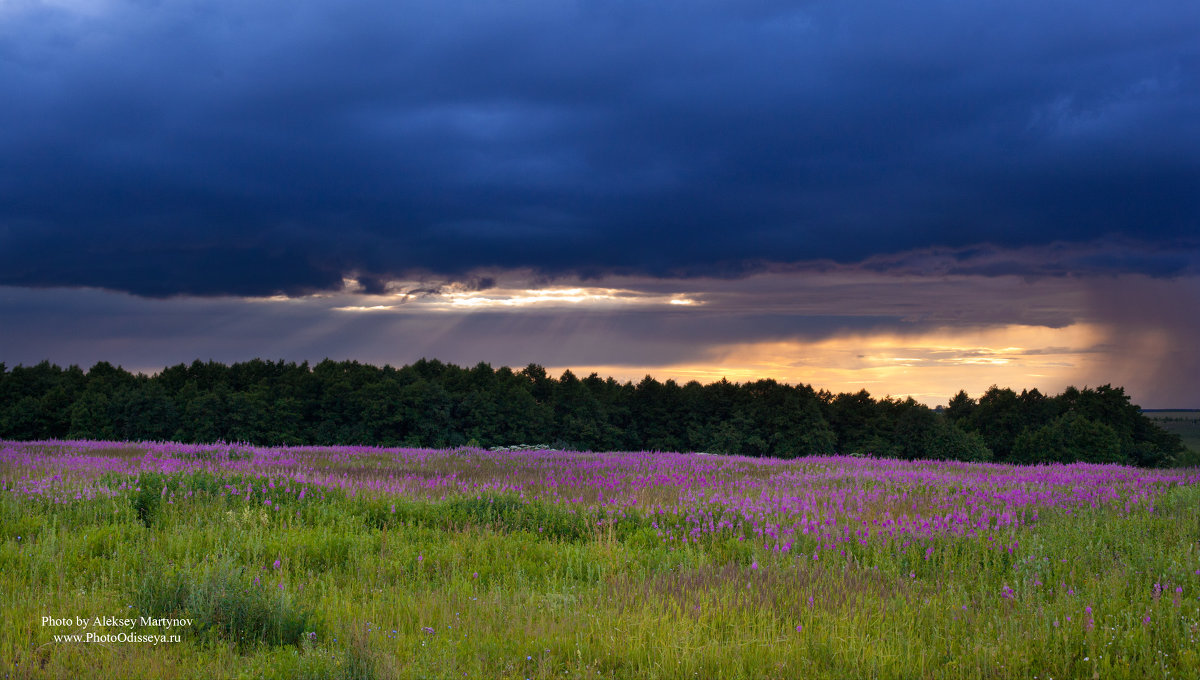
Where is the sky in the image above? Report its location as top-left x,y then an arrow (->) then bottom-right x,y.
1,0 -> 1197,407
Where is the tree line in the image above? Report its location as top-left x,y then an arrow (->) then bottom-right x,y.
0,359 -> 1189,467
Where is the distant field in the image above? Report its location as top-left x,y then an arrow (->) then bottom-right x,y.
3,440 -> 1200,679
1145,411 -> 1200,457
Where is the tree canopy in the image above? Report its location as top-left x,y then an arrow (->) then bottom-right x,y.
0,359 -> 1187,466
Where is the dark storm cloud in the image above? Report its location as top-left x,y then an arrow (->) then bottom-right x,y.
0,281 -> 902,371
857,240 -> 1200,279
3,270 -> 1198,405
1080,275 -> 1200,407
1,0 -> 1198,296
0,264 -> 1102,372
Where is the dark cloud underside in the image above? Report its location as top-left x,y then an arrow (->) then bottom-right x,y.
1,0 -> 1197,296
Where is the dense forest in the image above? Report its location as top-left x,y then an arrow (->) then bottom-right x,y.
0,359 -> 1189,467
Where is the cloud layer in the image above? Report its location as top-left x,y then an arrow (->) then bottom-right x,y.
2,0 -> 1197,295
3,270 -> 1196,406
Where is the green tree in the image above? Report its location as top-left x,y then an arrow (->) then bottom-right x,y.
961,386 -> 1026,462
1012,412 -> 1124,464
113,381 -> 179,441
944,390 -> 975,424
68,389 -> 116,440
826,390 -> 886,454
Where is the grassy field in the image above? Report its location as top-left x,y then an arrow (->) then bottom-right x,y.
1146,411 -> 1200,463
2,440 -> 1199,679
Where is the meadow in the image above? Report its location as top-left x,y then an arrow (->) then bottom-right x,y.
2,440 -> 1199,679
1145,412 -> 1200,463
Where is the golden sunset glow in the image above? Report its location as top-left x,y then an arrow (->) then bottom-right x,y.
552,323 -> 1110,405
6,271 -> 1193,408
443,288 -> 625,308
331,284 -> 701,311
225,271 -> 1199,407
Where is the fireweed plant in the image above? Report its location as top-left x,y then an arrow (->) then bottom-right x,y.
2,439 -> 1199,679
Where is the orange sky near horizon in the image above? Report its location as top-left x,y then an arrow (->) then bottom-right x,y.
548,322 -> 1139,406
2,271 -> 1194,409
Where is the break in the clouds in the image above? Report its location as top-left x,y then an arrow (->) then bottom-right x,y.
2,270 -> 1197,407
2,0 -> 1198,295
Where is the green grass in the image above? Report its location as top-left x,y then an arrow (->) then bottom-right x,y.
1146,411 -> 1200,466
2,471 -> 1199,678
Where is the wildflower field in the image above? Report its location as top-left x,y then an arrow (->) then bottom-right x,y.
2,441 -> 1199,679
